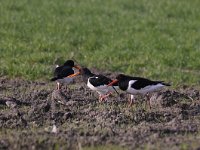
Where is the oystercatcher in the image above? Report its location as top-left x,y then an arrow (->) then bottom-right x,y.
78,68 -> 119,102
108,74 -> 170,108
51,60 -> 81,90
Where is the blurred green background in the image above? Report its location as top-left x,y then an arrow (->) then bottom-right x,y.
0,0 -> 200,85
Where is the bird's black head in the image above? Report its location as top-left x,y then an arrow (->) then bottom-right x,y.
80,68 -> 93,75
116,74 -> 127,81
63,60 -> 75,67
107,74 -> 125,86
80,68 -> 94,83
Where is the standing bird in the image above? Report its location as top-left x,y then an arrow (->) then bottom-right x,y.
76,68 -> 119,102
51,60 -> 81,90
108,74 -> 170,108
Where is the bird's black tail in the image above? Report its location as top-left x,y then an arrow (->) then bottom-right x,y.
161,81 -> 171,86
50,77 -> 58,81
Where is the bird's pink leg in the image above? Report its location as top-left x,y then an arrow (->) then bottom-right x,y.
98,92 -> 112,102
146,93 -> 151,109
56,82 -> 59,90
128,95 -> 134,107
99,92 -> 112,102
57,82 -> 62,90
99,95 -> 107,102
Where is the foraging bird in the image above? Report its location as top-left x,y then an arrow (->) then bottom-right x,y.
51,60 -> 81,90
79,68 -> 119,102
108,74 -> 170,108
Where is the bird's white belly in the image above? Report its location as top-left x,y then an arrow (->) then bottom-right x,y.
87,81 -> 115,96
57,77 -> 73,84
127,81 -> 164,95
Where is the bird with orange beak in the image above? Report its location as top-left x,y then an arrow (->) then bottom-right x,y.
51,60 -> 81,90
68,67 -> 119,102
108,74 -> 170,108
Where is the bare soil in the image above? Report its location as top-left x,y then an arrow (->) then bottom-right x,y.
0,76 -> 200,150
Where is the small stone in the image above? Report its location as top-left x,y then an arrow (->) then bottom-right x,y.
5,101 -> 17,108
51,124 -> 58,133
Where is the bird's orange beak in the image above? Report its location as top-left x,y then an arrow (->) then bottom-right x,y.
107,79 -> 118,86
67,72 -> 80,78
73,65 -> 81,70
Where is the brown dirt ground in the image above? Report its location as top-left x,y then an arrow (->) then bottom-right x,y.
0,75 -> 200,150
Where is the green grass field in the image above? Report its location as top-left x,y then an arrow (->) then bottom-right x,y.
0,0 -> 200,85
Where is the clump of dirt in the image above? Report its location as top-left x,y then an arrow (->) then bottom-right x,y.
0,76 -> 200,150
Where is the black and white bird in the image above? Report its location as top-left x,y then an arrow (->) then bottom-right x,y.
51,60 -> 81,90
108,74 -> 170,108
79,68 -> 119,102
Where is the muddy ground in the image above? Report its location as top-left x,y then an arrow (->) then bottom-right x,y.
0,75 -> 200,150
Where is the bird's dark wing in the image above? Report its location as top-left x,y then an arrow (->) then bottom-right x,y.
131,78 -> 166,90
53,66 -> 74,79
89,75 -> 112,87
53,66 -> 63,77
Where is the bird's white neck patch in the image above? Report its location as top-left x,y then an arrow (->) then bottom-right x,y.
128,80 -> 137,88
